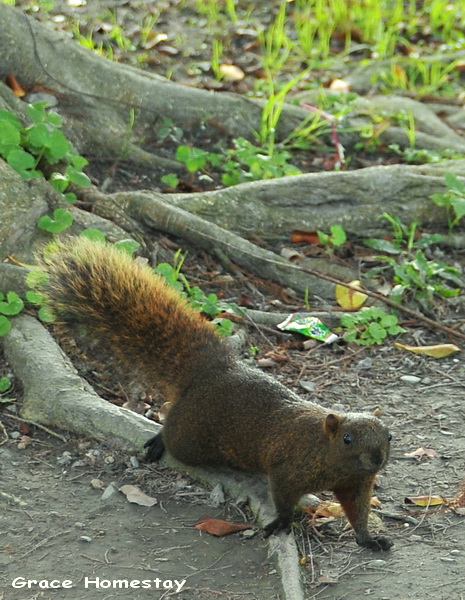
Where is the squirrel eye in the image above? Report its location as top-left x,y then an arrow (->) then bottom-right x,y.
388,433 -> 392,442
343,433 -> 352,445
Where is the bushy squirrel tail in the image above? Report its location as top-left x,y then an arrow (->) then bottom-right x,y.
39,238 -> 226,400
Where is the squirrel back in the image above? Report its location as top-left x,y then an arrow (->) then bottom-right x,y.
40,238 -> 392,550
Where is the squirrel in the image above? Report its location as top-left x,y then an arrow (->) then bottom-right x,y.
39,238 -> 393,551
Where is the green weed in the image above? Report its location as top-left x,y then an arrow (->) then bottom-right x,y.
259,70 -> 309,156
364,213 -> 461,310
0,103 -> 90,194
0,376 -> 11,392
0,103 -> 90,235
175,145 -> 220,173
211,39 -> 224,80
341,306 -> 405,346
365,214 -> 444,254
222,137 -> 301,184
155,253 -> 241,335
317,224 -> 347,251
389,145 -> 465,164
171,137 -> 301,187
0,291 -> 25,337
37,208 -> 74,234
431,173 -> 465,232
376,59 -> 460,96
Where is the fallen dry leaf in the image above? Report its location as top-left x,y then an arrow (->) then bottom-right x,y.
119,485 -> 157,507
335,279 -> 367,310
395,342 -> 461,358
450,478 -> 465,508
6,73 -> 26,97
404,447 -> 437,459
281,246 -> 304,262
290,229 -> 320,244
303,501 -> 344,519
256,356 -> 281,368
122,396 -> 150,414
263,351 -> 288,363
158,401 -> 172,423
404,495 -> 446,507
194,517 -> 251,536
305,497 -> 381,520
17,435 -> 32,450
393,64 -> 408,86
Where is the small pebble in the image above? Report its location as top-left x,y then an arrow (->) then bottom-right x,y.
400,375 -> 421,384
366,559 -> 387,568
209,483 -> 225,507
79,536 -> 92,543
356,357 -> 373,370
241,529 -> 257,539
299,380 -> 316,393
90,478 -> 104,490
101,483 -> 118,501
24,92 -> 58,107
57,451 -> 74,466
129,456 -> 139,468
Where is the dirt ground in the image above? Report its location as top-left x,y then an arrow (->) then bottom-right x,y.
2,339 -> 465,600
0,427 -> 280,600
2,1 -> 465,598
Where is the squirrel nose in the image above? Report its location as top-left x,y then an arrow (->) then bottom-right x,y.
373,448 -> 387,468
361,449 -> 386,471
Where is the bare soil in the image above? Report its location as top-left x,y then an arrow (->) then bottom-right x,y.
0,405 -> 280,600
2,336 -> 465,600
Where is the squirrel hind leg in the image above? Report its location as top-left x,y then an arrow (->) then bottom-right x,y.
262,516 -> 292,538
144,432 -> 165,462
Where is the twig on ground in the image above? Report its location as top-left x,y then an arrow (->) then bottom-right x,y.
3,413 -> 68,442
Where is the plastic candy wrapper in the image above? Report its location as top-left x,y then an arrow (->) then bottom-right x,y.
277,314 -> 338,344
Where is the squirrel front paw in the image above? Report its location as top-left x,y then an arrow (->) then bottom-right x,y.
356,534 -> 393,551
144,433 -> 165,462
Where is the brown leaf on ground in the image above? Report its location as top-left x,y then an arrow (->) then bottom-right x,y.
194,517 -> 251,536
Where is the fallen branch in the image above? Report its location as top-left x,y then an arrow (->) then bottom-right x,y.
1,413 -> 68,442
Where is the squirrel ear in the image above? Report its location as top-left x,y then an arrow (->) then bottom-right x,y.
324,413 -> 341,436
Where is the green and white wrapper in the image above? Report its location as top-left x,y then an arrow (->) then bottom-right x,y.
277,314 -> 338,344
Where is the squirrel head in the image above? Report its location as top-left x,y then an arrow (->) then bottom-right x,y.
324,412 -> 391,474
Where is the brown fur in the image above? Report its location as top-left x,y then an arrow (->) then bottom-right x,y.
40,238 -> 392,550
